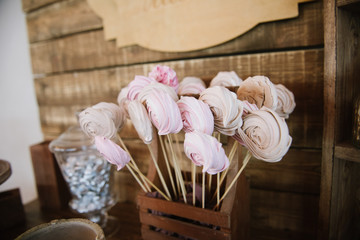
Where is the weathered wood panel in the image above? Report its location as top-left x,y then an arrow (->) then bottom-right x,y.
246,148 -> 321,194
26,0 -> 102,44
22,0 -> 62,12
35,49 -> 324,149
251,189 -> 319,239
29,1 -> 323,75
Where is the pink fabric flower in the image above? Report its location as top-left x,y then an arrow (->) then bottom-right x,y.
184,131 -> 229,175
127,75 -> 155,101
94,136 -> 130,171
142,88 -> 183,135
149,65 -> 179,93
177,96 -> 214,135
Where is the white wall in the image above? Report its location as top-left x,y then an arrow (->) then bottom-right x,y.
0,0 -> 43,204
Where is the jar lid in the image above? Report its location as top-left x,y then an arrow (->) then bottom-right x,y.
49,125 -> 95,153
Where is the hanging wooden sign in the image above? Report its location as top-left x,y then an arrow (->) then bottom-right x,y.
87,0 -> 314,52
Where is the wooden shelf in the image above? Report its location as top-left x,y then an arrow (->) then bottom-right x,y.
337,0 -> 360,7
335,142 -> 360,163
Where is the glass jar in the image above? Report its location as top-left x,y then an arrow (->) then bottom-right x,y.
49,124 -> 118,236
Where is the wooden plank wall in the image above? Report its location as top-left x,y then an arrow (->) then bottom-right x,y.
22,0 -> 324,239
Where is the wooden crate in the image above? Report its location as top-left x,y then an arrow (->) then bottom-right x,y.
137,137 -> 250,240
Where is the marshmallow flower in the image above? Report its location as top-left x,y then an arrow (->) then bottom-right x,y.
138,81 -> 179,102
141,88 -> 183,135
128,100 -> 153,144
184,131 -> 229,175
177,96 -> 214,135
236,76 -> 278,110
236,107 -> 292,162
178,77 -> 206,95
149,65 -> 179,92
275,84 -> 296,119
210,71 -> 243,87
92,102 -> 125,130
199,86 -> 243,136
94,136 -> 130,171
127,75 -> 155,101
117,87 -> 130,118
79,104 -> 121,140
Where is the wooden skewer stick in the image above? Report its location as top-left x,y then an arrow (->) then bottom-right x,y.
192,163 -> 196,206
219,142 -> 238,186
167,134 -> 187,203
127,162 -> 170,201
217,173 -> 220,205
215,151 -> 251,209
117,135 -> 151,192
159,135 -> 177,198
208,174 -> 212,192
202,172 -> 205,209
147,144 -> 172,200
125,164 -> 148,193
211,139 -> 238,201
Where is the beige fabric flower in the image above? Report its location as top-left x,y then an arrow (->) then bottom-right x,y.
236,107 -> 292,162
275,84 -> 296,119
236,76 -> 278,110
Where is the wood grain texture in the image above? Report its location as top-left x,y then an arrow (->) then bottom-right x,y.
334,142 -> 360,163
335,8 -> 360,143
318,0 -> 336,239
28,1 -> 323,74
29,141 -> 71,210
22,0 -> 62,12
26,0 -> 102,43
329,159 -> 360,239
251,189 -> 319,239
246,148 -> 321,194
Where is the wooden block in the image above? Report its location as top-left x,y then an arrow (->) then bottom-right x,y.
0,189 -> 25,230
30,141 -> 71,210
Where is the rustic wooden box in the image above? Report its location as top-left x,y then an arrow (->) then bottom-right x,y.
137,137 -> 250,240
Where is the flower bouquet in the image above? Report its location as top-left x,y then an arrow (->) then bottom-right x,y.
78,65 -> 295,239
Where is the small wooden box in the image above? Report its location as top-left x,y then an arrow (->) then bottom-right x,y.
137,137 -> 250,240
30,141 -> 71,210
0,188 -> 25,230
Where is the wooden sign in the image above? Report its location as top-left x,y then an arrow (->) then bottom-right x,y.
87,0 -> 314,52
